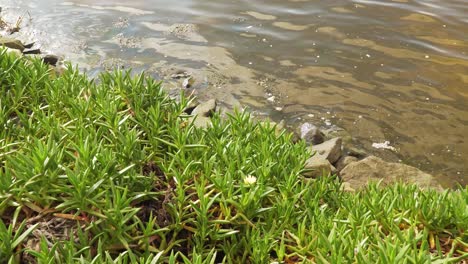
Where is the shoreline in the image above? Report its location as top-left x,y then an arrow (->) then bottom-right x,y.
0,32 -> 447,190
1,37 -> 467,262
0,7 -> 460,190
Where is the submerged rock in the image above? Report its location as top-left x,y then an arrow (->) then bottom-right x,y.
170,69 -> 191,79
167,23 -> 207,42
340,156 -> 443,190
346,146 -> 368,159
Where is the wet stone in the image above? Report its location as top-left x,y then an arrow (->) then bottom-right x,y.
299,122 -> 325,145
346,146 -> 368,159
42,54 -> 60,66
335,155 -> 358,172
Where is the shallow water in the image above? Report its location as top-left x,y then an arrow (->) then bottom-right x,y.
2,0 -> 468,186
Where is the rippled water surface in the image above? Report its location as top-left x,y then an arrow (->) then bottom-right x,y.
3,0 -> 468,186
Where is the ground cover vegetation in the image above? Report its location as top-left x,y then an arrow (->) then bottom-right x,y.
0,48 -> 467,263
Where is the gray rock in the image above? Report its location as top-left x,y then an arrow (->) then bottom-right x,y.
299,123 -> 325,145
303,155 -> 336,178
340,156 -> 443,190
192,99 -> 217,117
308,137 -> 342,164
335,155 -> 358,172
190,116 -> 212,129
0,37 -> 25,52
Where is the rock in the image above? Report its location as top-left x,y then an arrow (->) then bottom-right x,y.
190,116 -> 212,129
192,99 -> 217,117
170,71 -> 190,79
335,155 -> 358,172
3,47 -> 22,56
299,122 -> 325,145
183,99 -> 199,115
188,99 -> 217,128
167,23 -> 207,42
42,55 -> 60,66
182,77 -> 194,88
22,48 -> 41,55
0,37 -> 25,52
23,42 -> 35,49
340,156 -> 443,190
303,155 -> 336,178
322,126 -> 353,145
308,137 -> 342,164
341,182 -> 355,192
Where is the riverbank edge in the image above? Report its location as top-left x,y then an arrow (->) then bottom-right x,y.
1,43 -> 468,262
0,32 -> 449,191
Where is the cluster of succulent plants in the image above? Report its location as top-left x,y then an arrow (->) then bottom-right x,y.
0,49 -> 467,263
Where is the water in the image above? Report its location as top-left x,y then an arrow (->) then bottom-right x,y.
2,0 -> 467,186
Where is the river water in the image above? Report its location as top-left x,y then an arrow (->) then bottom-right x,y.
2,0 -> 467,186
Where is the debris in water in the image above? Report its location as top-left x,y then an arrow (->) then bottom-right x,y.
372,141 -> 396,151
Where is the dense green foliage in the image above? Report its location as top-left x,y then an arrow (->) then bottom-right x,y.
0,49 -> 467,263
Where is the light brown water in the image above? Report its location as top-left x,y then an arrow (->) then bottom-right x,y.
2,0 -> 468,186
